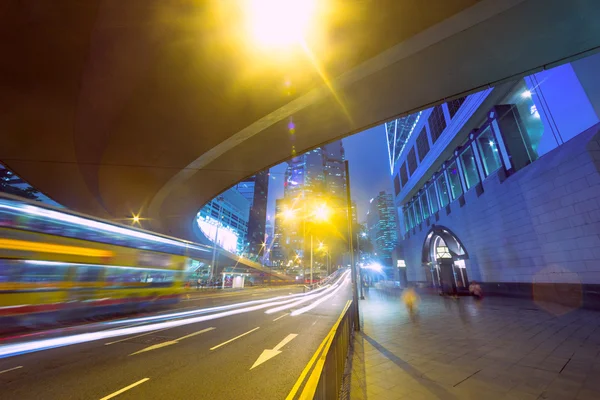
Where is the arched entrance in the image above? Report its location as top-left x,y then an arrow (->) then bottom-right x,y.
422,225 -> 469,294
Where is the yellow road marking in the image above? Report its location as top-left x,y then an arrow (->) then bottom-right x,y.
210,327 -> 260,351
286,300 -> 352,400
99,378 -> 149,400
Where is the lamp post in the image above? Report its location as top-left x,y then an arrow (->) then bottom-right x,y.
357,232 -> 367,300
209,196 -> 225,285
345,160 -> 360,331
310,234 -> 314,285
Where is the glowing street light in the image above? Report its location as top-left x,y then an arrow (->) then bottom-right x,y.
245,0 -> 317,49
281,207 -> 296,221
313,203 -> 330,222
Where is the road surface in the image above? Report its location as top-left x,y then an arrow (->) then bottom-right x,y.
0,275 -> 351,399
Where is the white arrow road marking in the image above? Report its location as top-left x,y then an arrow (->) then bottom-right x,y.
129,327 -> 215,355
250,334 -> 298,370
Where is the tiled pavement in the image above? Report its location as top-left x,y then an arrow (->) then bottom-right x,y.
347,288 -> 600,400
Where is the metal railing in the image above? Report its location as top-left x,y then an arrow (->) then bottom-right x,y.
287,299 -> 355,400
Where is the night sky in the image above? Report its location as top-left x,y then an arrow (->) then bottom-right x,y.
266,124 -> 393,227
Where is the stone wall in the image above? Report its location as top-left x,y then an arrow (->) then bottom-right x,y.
402,123 -> 600,291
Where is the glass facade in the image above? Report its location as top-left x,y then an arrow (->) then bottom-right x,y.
501,80 -> 545,161
414,200 -> 422,225
476,127 -> 502,176
437,173 -> 450,208
447,162 -> 463,200
460,146 -> 480,190
398,52 -> 600,236
420,192 -> 430,220
427,184 -> 439,214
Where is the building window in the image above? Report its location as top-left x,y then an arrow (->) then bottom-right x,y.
447,161 -> 463,200
413,200 -> 422,225
476,126 -> 503,176
447,97 -> 466,119
403,209 -> 410,231
428,105 -> 447,144
460,146 -> 480,190
501,80 -> 546,161
400,163 -> 408,187
407,148 -> 417,175
420,192 -> 430,220
436,173 -> 450,208
416,128 -> 430,161
427,183 -> 439,214
394,174 -> 401,196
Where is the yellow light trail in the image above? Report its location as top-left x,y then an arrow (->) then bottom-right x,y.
0,239 -> 114,258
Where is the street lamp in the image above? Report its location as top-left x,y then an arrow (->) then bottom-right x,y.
209,196 -> 225,285
278,200 -> 331,286
318,241 -> 330,276
245,0 -> 317,50
357,231 -> 367,300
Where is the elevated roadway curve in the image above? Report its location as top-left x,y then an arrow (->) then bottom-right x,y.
2,0 -> 600,240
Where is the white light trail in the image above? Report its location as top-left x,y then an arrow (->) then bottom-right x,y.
0,277 -> 345,360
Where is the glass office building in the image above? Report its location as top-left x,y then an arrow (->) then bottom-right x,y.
388,52 -> 600,296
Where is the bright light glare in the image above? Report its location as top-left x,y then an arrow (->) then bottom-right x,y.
281,207 -> 296,221
313,203 -> 330,222
246,0 -> 316,48
363,263 -> 383,272
521,90 -> 532,99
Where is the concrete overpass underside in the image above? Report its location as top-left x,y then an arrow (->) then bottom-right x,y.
2,0 -> 600,241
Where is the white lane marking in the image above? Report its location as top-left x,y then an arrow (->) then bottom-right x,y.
251,334 -> 298,370
129,327 -> 215,356
99,378 -> 149,400
0,365 -> 22,375
273,313 -> 289,322
177,327 -> 216,341
210,327 -> 260,351
104,327 -> 173,346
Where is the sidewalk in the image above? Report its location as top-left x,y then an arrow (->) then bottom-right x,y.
347,288 -> 600,400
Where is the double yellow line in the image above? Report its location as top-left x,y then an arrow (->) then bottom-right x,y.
286,299 -> 353,400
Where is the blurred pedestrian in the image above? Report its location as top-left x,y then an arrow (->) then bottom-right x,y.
402,287 -> 420,318
469,280 -> 482,300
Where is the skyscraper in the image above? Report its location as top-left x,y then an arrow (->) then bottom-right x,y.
276,142 -> 348,266
246,171 -> 269,259
323,142 -> 346,198
367,191 -> 399,267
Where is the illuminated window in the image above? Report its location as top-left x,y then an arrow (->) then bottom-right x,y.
448,161 -> 463,200
460,146 -> 480,190
476,127 -> 503,177
420,192 -> 430,220
427,184 -> 439,214
436,173 -> 450,208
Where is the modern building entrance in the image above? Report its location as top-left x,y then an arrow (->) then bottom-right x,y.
422,226 -> 469,294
